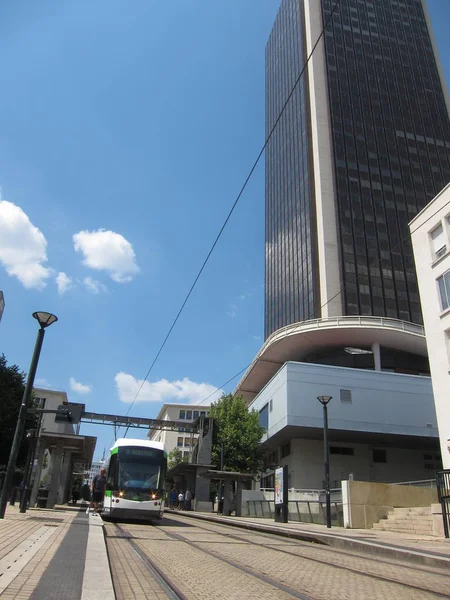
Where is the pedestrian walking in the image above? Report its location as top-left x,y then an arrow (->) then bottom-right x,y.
90,468 -> 107,515
178,491 -> 185,510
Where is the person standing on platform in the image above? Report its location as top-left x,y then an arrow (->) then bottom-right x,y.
91,467 -> 107,515
178,491 -> 184,510
185,489 -> 192,511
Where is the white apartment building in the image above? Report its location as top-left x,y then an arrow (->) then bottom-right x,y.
410,182 -> 450,469
247,361 -> 439,489
148,404 -> 210,458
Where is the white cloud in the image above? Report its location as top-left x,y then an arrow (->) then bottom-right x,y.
73,228 -> 139,283
56,272 -> 72,295
115,372 -> 223,405
70,377 -> 92,394
227,304 -> 238,318
83,276 -> 107,294
0,198 -> 52,289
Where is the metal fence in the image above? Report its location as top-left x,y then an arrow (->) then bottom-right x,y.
436,470 -> 450,539
246,499 -> 343,526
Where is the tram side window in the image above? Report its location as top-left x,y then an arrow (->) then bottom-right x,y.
107,453 -> 118,490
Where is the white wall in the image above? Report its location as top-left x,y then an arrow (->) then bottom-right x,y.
410,183 -> 450,468
148,403 -> 210,457
34,388 -> 75,436
275,439 -> 439,490
251,362 -> 437,439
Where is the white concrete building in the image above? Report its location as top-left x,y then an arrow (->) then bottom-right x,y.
248,362 -> 439,489
410,182 -> 450,469
148,404 -> 210,458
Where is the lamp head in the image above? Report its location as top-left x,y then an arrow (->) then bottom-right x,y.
32,312 -> 58,329
317,395 -> 332,406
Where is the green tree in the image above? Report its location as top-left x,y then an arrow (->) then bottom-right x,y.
167,447 -> 187,470
210,394 -> 265,475
0,354 -> 35,469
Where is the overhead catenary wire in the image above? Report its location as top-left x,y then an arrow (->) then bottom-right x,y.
117,0 -> 342,440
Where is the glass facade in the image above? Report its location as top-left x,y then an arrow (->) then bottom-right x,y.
265,0 -> 450,338
265,0 -> 319,339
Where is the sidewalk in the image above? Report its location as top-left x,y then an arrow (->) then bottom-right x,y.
0,505 -> 114,600
166,509 -> 450,569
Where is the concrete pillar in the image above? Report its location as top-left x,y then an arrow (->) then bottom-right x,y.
57,451 -> 72,504
47,446 -> 64,509
30,442 -> 46,506
372,342 -> 381,371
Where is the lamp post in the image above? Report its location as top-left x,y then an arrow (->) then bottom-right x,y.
317,395 -> 332,528
0,312 -> 57,519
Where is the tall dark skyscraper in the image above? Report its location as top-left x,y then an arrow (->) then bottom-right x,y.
265,0 -> 450,339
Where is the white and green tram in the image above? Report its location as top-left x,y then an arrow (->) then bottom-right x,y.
102,439 -> 167,522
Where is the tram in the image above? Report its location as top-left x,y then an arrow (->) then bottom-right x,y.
102,438 -> 167,522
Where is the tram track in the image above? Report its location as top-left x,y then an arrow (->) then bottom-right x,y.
109,521 -> 315,600
163,514 -> 450,594
160,510 -> 450,599
106,516 -> 450,599
110,523 -> 188,600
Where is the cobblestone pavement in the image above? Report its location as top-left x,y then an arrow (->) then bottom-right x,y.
105,514 -> 450,600
0,507 -> 76,600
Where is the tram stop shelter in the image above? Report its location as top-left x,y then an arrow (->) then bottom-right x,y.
202,470 -> 254,517
30,432 -> 96,509
166,462 -> 216,511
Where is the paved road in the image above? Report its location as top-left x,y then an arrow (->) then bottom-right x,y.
104,513 -> 450,600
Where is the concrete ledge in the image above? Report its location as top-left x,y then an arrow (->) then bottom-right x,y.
81,514 -> 115,600
165,509 -> 450,570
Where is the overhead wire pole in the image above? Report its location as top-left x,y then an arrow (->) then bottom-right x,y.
118,0 -> 342,440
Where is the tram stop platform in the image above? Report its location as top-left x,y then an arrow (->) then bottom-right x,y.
1,504 -> 450,599
0,505 -> 114,600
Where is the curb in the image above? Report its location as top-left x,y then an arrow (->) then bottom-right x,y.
164,509 -> 450,570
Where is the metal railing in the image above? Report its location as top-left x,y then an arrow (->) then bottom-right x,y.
235,315 -> 425,394
436,470 -> 450,538
391,479 -> 436,488
246,499 -> 343,526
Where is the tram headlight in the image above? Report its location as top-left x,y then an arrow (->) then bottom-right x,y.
119,490 -> 124,497
151,494 -> 156,499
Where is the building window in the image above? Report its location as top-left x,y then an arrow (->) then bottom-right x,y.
430,223 -> 447,260
200,411 -> 206,417
281,442 -> 290,458
372,449 -> 387,463
330,446 -> 354,456
423,452 -> 442,471
259,404 -> 269,431
340,389 -> 352,404
193,411 -> 199,419
186,410 -> 192,420
437,271 -> 450,311
179,410 -> 185,420
177,437 -> 183,447
185,438 -> 190,447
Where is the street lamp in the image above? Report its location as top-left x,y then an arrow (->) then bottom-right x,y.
317,395 -> 332,529
0,312 -> 57,519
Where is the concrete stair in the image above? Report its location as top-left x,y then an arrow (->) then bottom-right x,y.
373,506 -> 434,535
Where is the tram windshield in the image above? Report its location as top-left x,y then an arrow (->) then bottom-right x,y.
116,447 -> 166,492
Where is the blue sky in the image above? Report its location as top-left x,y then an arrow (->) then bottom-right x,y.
1,0 -> 450,458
